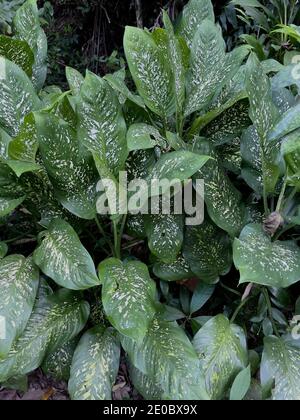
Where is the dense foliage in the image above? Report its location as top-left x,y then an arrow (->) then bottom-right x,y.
1,0 -> 300,400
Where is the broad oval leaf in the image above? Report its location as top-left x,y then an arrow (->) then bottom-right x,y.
13,0 -> 48,91
153,254 -> 193,282
69,326 -> 120,400
122,316 -> 209,400
77,71 -> 128,176
35,112 -> 98,220
42,338 -> 78,382
193,314 -> 248,400
65,66 -> 84,95
124,26 -> 175,118
183,219 -> 232,284
0,57 -> 40,137
0,195 -> 25,217
0,35 -> 34,77
230,365 -> 251,401
33,219 -> 99,290
145,213 -> 184,263
128,363 -> 164,400
176,0 -> 215,47
261,336 -> 300,400
193,141 -> 246,237
127,123 -> 166,152
233,224 -> 300,288
0,255 -> 39,357
268,103 -> 300,141
99,258 -> 157,342
0,288 -> 89,382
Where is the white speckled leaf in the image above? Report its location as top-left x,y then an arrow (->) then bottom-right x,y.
0,288 -> 89,382
0,57 -> 40,137
176,0 -> 215,47
145,213 -> 184,263
35,112 -> 98,220
121,316 -> 209,400
233,223 -> 300,288
14,0 -> 47,91
0,195 -> 25,217
104,68 -> 145,109
0,35 -> 34,77
99,258 -> 157,342
163,11 -> 187,114
241,125 -> 281,194
127,123 -> 166,152
184,21 -> 247,116
124,26 -> 176,117
183,219 -> 232,284
193,314 -> 248,400
149,150 -> 210,185
280,130 -> 300,187
0,242 -> 8,259
65,66 -> 84,95
0,127 -> 11,161
193,141 -> 246,237
268,103 -> 300,142
245,54 -> 279,141
42,338 -> 78,381
8,113 -> 39,177
153,254 -> 193,282
261,336 -> 300,400
69,326 -> 120,400
33,219 -> 99,290
77,71 -> 128,176
128,363 -> 164,400
0,255 -> 39,358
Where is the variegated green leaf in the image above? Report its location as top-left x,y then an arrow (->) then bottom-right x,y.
153,254 -> 193,282
193,314 -> 248,400
42,338 -> 78,381
122,316 -> 209,400
127,123 -> 166,152
193,141 -> 246,237
14,0 -> 47,91
7,113 -> 39,177
124,26 -> 176,118
99,258 -> 157,341
0,255 -> 39,358
176,0 -> 215,47
261,336 -> 300,400
241,125 -> 281,194
104,68 -> 145,109
128,363 -> 164,400
245,54 -> 279,142
65,66 -> 84,95
280,129 -> 300,187
233,224 -> 300,288
69,326 -> 120,400
0,242 -> 8,259
35,112 -> 98,220
0,127 -> 11,161
0,35 -> 34,77
185,21 -> 247,116
77,71 -> 127,176
145,213 -> 184,263
0,56 -> 40,137
0,195 -> 25,217
0,288 -> 89,382
183,219 -> 232,284
268,103 -> 300,142
34,219 -> 99,291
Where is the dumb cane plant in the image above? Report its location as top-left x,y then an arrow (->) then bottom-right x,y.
0,0 -> 300,400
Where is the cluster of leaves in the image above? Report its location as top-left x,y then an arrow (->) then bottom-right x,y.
232,0 -> 300,61
1,0 -> 300,401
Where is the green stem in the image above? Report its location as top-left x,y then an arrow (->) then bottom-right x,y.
275,174 -> 288,213
220,281 -> 242,297
95,216 -> 115,256
230,296 -> 252,323
113,220 -> 120,259
262,288 -> 280,338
